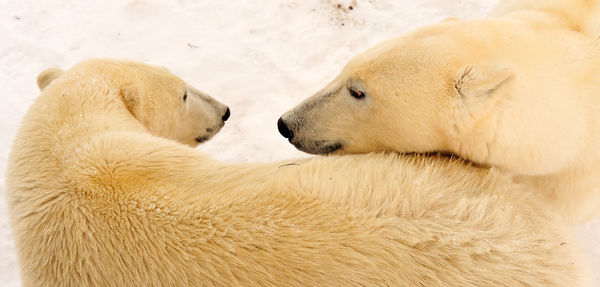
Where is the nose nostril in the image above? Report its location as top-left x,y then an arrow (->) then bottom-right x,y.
222,107 -> 231,122
277,117 -> 294,139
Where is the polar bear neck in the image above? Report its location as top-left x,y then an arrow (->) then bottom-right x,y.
11,69 -> 147,176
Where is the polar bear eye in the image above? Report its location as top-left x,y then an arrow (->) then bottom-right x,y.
183,91 -> 188,102
349,89 -> 365,100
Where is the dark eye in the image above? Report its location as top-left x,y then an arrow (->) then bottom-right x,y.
349,88 -> 365,99
183,91 -> 188,102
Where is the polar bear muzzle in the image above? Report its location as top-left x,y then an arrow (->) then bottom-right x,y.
278,116 -> 343,154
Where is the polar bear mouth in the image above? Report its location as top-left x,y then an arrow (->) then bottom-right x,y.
318,142 -> 343,154
291,140 -> 343,154
194,125 -> 223,144
195,135 -> 210,143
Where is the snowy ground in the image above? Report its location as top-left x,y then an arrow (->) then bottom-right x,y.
0,0 -> 598,285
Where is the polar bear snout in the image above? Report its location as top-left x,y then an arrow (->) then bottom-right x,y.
277,115 -> 343,154
167,85 -> 231,147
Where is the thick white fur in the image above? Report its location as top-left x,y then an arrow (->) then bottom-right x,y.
280,0 -> 600,224
6,59 -> 586,286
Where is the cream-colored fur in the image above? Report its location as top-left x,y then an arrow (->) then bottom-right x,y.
6,59 -> 586,286
279,0 -> 600,224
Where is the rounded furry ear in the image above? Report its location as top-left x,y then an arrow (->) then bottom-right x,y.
454,65 -> 514,99
37,67 -> 64,91
119,85 -> 138,114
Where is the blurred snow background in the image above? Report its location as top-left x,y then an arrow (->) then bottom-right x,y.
0,0 -> 597,285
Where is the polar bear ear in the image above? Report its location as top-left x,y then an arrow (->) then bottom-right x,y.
454,65 -> 514,99
119,85 -> 138,114
37,67 -> 64,91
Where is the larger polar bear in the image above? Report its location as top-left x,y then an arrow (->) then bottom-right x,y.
6,59 -> 586,286
278,0 -> 600,224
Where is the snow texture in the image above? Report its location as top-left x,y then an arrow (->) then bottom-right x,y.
0,0 -> 598,286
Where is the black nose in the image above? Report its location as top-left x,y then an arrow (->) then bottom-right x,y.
222,107 -> 230,122
277,117 -> 293,139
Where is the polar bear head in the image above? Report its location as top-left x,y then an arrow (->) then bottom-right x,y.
37,59 -> 231,147
278,18 -> 586,175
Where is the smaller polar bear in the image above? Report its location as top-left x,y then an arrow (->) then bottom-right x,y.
33,61 -> 230,146
6,59 -> 586,286
278,0 -> 600,224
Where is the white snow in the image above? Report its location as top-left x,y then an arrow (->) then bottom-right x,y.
0,0 -> 598,285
